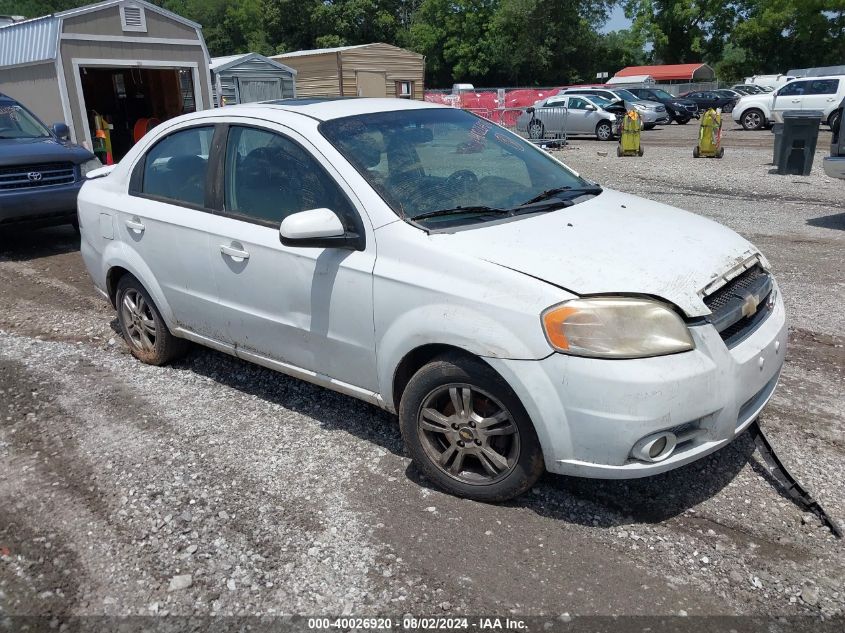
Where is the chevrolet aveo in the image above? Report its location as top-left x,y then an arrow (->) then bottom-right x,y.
78,98 -> 786,501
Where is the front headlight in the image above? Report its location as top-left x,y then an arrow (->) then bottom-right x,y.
634,103 -> 647,112
79,157 -> 103,178
541,297 -> 694,359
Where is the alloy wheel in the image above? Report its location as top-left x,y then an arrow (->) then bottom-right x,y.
743,111 -> 762,130
120,288 -> 157,352
416,384 -> 520,485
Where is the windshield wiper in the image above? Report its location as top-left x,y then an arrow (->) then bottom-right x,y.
410,205 -> 510,221
519,185 -> 603,207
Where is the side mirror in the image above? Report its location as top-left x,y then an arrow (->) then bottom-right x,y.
51,122 -> 70,140
585,104 -> 597,111
279,208 -> 363,250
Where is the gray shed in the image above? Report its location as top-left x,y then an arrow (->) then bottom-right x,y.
210,53 -> 296,106
0,0 -> 212,160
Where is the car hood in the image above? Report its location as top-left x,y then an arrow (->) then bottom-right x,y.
429,189 -> 760,317
0,137 -> 94,167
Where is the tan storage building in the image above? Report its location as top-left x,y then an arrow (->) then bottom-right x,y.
0,0 -> 212,160
272,43 -> 424,100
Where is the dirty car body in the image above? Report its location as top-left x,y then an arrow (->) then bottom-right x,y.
77,98 -> 786,499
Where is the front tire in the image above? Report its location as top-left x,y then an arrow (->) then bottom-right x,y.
643,123 -> 656,130
116,274 -> 188,366
595,120 -> 613,141
399,353 -> 544,502
675,117 -> 690,125
741,108 -> 766,130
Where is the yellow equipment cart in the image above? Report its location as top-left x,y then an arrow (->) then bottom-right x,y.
694,108 -> 724,158
617,109 -> 644,157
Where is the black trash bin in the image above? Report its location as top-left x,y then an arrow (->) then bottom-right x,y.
771,122 -> 784,166
777,110 -> 823,175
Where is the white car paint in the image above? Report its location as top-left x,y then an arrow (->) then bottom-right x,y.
733,75 -> 845,127
78,98 -> 786,479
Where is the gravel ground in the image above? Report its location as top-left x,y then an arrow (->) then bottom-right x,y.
0,122 -> 843,624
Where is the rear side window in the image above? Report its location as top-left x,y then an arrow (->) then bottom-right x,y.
808,79 -> 839,95
223,126 -> 355,227
139,126 -> 214,207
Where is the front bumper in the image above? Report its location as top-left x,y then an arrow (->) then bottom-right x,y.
823,156 -> 845,179
0,181 -> 82,226
638,109 -> 669,125
486,289 -> 787,479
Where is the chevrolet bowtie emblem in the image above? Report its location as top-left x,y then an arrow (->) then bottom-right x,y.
741,293 -> 760,318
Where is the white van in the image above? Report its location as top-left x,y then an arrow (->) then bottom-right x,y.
732,75 -> 845,130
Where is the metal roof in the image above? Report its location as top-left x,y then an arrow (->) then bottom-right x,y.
210,52 -> 297,75
272,44 -> 370,59
615,63 -> 714,81
606,74 -> 653,85
0,0 -> 203,68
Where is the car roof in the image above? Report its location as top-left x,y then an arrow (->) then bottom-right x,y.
232,97 -> 442,122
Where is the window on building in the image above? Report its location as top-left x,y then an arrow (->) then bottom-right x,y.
396,81 -> 413,99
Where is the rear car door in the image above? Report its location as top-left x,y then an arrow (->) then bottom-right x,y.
124,124 -> 228,342
540,96 -> 567,133
802,79 -> 840,118
205,121 -> 379,392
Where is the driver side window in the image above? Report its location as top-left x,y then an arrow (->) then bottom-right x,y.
223,126 -> 355,227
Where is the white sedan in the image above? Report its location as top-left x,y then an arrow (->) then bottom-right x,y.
78,98 -> 786,501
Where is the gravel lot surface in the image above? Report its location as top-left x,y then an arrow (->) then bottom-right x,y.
0,122 -> 843,624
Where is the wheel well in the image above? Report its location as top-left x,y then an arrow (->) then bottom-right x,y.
391,344 -> 478,412
106,266 -> 130,307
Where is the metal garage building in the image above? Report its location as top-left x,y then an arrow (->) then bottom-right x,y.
271,43 -> 424,100
0,0 -> 212,160
210,53 -> 297,106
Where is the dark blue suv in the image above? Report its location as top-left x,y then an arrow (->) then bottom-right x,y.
0,93 -> 99,230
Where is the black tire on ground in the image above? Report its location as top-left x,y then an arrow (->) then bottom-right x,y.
717,146 -> 725,158
115,274 -> 188,366
693,146 -> 700,158
643,123 -> 656,130
527,120 -> 544,140
398,352 -> 544,502
675,117 -> 690,125
741,108 -> 766,131
617,145 -> 623,157
828,110 -> 841,133
595,120 -> 613,141
638,146 -> 644,156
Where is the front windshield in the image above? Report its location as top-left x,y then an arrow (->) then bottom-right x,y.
613,89 -> 639,101
586,95 -> 612,107
0,104 -> 51,139
651,89 -> 675,100
320,108 -> 591,225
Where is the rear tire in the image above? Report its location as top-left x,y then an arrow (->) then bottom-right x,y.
675,117 -> 690,125
643,123 -> 656,130
399,353 -> 544,502
527,120 -> 544,140
828,110 -> 841,132
116,274 -> 188,366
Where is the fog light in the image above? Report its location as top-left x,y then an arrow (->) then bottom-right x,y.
631,431 -> 677,463
649,436 -> 667,459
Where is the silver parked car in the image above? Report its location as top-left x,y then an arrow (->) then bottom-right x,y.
517,94 -> 624,141
558,87 -> 670,129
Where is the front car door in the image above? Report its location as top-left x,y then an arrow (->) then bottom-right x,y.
563,97 -> 594,133
772,80 -> 809,119
204,120 -> 379,393
123,124 -> 228,343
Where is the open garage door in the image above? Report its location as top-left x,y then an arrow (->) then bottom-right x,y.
77,66 -> 198,161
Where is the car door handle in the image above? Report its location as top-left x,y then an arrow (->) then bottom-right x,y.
220,244 -> 250,261
125,219 -> 145,233
791,99 -> 801,103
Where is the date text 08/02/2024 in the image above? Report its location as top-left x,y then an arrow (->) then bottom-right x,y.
307,616 -> 528,630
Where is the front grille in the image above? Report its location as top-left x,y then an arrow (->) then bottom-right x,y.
704,265 -> 773,347
684,105 -> 698,113
0,162 -> 76,190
